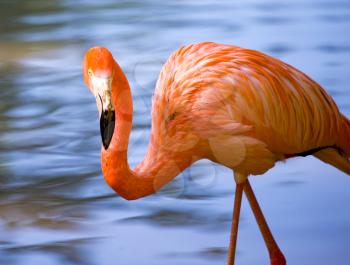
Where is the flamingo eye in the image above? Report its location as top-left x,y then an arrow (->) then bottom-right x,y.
88,69 -> 93,77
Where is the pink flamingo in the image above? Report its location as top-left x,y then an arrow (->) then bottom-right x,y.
83,42 -> 350,265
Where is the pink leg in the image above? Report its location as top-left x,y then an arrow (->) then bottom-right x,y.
244,180 -> 286,265
227,182 -> 244,265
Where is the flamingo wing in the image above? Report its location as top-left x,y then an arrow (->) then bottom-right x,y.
152,42 -> 350,175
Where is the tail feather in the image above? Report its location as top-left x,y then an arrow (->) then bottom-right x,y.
338,114 -> 350,156
319,114 -> 350,175
314,148 -> 350,175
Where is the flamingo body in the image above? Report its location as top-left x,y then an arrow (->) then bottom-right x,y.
141,42 -> 350,178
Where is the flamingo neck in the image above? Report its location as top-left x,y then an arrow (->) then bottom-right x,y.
101,62 -> 193,200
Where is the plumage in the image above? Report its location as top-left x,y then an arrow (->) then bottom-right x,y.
83,42 -> 350,265
144,42 -> 349,176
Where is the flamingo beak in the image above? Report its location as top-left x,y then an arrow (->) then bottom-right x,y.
100,103 -> 115,150
91,75 -> 115,150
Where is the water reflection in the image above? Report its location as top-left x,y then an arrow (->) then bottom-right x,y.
1,237 -> 100,265
0,0 -> 350,265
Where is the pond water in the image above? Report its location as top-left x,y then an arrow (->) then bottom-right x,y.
0,0 -> 350,265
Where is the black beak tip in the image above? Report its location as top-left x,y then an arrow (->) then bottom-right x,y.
100,110 -> 115,150
102,139 -> 110,150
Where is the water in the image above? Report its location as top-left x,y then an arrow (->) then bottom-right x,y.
1,0 -> 350,264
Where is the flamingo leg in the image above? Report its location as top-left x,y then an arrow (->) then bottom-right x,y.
227,182 -> 244,265
244,180 -> 286,265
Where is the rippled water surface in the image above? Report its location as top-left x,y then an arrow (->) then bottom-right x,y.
1,1 -> 350,264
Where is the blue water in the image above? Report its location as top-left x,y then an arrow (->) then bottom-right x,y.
0,0 -> 349,264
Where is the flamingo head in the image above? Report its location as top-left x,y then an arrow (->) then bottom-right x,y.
83,47 -> 116,150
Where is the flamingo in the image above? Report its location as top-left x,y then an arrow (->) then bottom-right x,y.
83,42 -> 350,265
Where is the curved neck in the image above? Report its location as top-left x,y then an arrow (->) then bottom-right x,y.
101,62 -> 194,200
